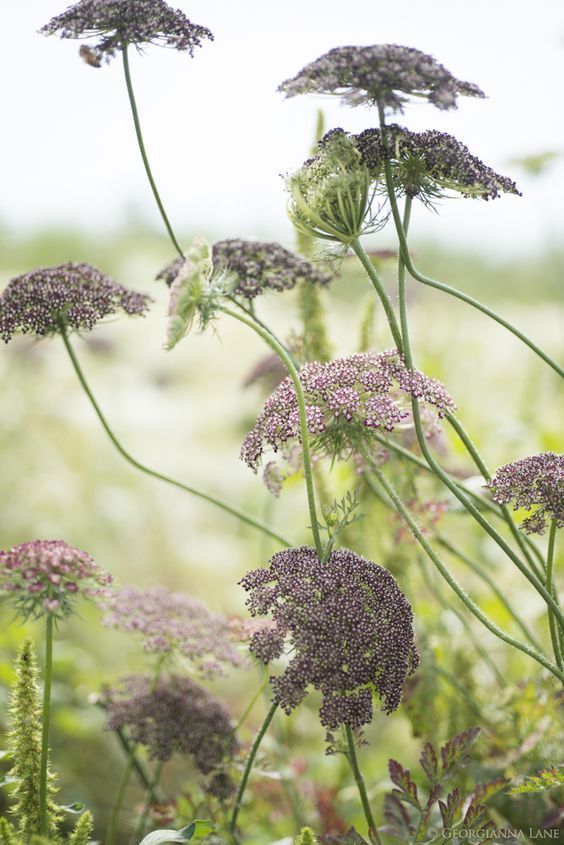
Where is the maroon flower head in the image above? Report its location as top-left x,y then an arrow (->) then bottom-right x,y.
0,539 -> 112,618
103,673 -> 236,771
41,0 -> 213,63
279,44 -> 485,111
240,350 -> 455,487
0,262 -> 151,343
486,452 -> 564,534
100,585 -> 244,677
240,546 -> 419,730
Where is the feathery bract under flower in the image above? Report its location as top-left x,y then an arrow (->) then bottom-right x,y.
240,546 -> 419,728
486,452 -> 564,534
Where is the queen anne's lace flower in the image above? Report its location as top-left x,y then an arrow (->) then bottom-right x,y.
103,673 -> 236,771
486,453 -> 564,534
0,262 -> 151,342
0,540 -> 112,618
41,0 -> 213,62
240,546 -> 418,728
279,44 -> 484,111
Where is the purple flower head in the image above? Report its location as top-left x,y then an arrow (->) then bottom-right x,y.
100,585 -> 245,677
0,540 -> 112,619
41,0 -> 213,63
240,350 -> 455,489
353,125 -> 521,201
0,262 -> 152,343
103,673 -> 236,771
278,45 -> 485,112
240,546 -> 419,729
486,453 -> 564,535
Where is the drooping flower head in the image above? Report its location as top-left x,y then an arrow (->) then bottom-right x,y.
100,585 -> 245,677
353,125 -> 521,201
41,0 -> 213,63
241,350 -> 455,490
486,453 -> 564,535
240,546 -> 419,729
0,540 -> 112,618
0,262 -> 152,343
103,673 -> 236,771
279,44 -> 485,112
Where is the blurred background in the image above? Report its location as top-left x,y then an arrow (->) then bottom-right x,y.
0,1 -> 563,842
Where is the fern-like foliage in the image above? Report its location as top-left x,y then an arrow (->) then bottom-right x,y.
507,766 -> 564,795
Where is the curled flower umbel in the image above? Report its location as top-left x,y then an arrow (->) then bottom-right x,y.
241,350 -> 455,488
279,44 -> 485,112
240,546 -> 419,728
486,452 -> 564,535
103,673 -> 237,772
0,262 -> 152,343
41,0 -> 213,63
100,585 -> 245,677
0,540 -> 112,619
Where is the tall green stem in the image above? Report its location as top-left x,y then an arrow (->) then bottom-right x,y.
221,307 -> 323,559
132,760 -> 164,844
59,327 -> 291,548
121,43 -> 184,258
376,103 -> 563,379
39,614 -> 54,837
106,745 -> 136,845
547,521 -> 563,669
351,238 -> 404,353
345,726 -> 381,844
229,701 -> 278,839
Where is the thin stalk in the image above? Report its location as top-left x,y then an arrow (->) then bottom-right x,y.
39,614 -> 54,837
376,103 -> 563,379
234,669 -> 269,736
59,327 -> 291,549
229,701 -> 278,839
106,746 -> 136,845
547,521 -> 563,669
363,452 -> 564,683
121,43 -> 184,258
132,760 -> 164,845
345,726 -> 381,844
351,237 -> 404,353
221,307 -> 323,559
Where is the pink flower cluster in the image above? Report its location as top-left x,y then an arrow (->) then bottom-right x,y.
0,539 -> 112,618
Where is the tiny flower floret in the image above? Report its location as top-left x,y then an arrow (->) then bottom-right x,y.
241,350 -> 455,485
0,262 -> 152,342
103,673 -> 236,770
0,540 -> 112,618
279,44 -> 485,112
41,0 -> 213,62
486,453 -> 564,535
240,546 -> 419,728
100,585 -> 244,677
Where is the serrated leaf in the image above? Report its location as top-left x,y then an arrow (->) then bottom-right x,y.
420,742 -> 438,784
440,727 -> 480,778
507,766 -> 564,795
388,759 -> 421,809
321,828 -> 369,844
438,788 -> 463,827
381,793 -> 414,839
462,801 -> 493,831
415,785 -> 442,842
471,777 -> 509,803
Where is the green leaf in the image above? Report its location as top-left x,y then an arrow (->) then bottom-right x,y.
507,766 -> 564,795
440,727 -> 480,779
138,823 -> 199,844
60,802 -> 85,814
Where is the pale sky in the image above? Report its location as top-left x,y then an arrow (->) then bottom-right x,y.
2,0 -> 564,254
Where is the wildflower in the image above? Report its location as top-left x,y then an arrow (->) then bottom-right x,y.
0,262 -> 151,343
0,540 -> 112,619
353,125 -> 521,201
160,237 -> 216,350
240,546 -> 419,728
103,673 -> 236,771
240,350 -> 455,484
486,452 -> 564,534
279,44 -> 485,111
100,585 -> 244,677
41,0 -> 213,63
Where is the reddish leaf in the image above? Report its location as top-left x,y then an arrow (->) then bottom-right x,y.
440,727 -> 481,778
388,759 -> 421,809
438,787 -> 463,828
420,742 -> 438,784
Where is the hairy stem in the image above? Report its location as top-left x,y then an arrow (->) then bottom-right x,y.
345,726 -> 381,844
547,520 -> 563,669
351,237 -> 404,353
39,614 -> 54,837
122,43 -> 184,258
59,327 -> 291,548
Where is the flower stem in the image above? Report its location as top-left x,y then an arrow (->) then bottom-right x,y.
229,701 -> 278,839
351,237 -> 404,353
376,102 -> 563,379
132,759 -> 164,844
547,520 -> 564,669
106,744 -> 136,845
121,43 -> 184,258
221,306 -> 323,559
345,725 -> 381,844
39,613 -> 54,838
59,327 -> 291,548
